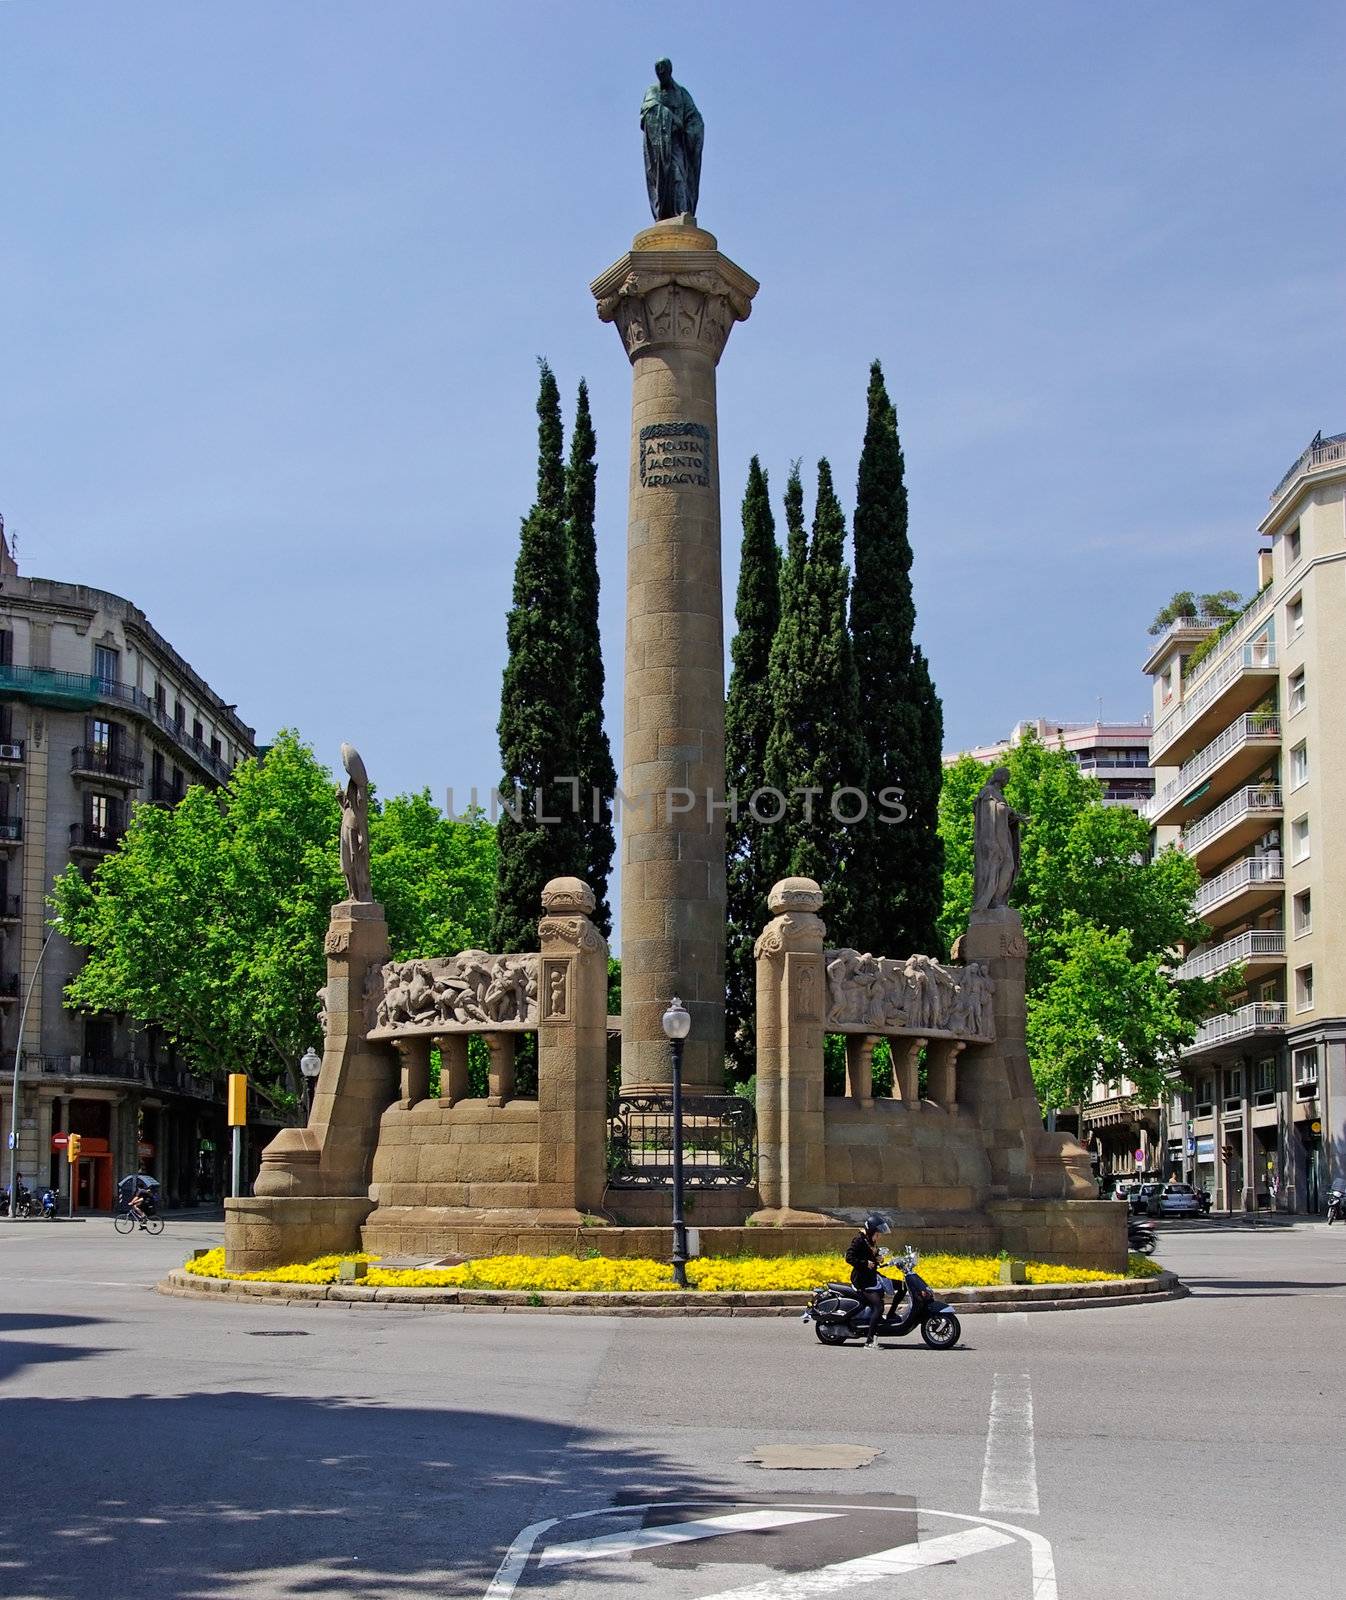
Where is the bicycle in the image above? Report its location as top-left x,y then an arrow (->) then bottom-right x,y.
114,1207 -> 164,1235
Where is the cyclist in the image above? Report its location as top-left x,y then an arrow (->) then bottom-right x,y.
126,1187 -> 150,1229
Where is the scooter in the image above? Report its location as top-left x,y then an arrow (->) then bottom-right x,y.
803,1246 -> 962,1350
1128,1219 -> 1157,1255
39,1187 -> 59,1220
1327,1187 -> 1344,1225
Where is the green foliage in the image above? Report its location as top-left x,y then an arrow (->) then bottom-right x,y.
725,456 -> 782,1079
938,730 -> 1234,1106
493,360 -> 587,952
1148,589 -> 1200,635
1181,589 -> 1259,680
52,732 -> 496,1107
564,378 -> 616,937
764,461 -> 867,939
849,360 -> 944,957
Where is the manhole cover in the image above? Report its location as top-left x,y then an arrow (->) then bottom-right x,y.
744,1444 -> 883,1470
246,1330 -> 311,1338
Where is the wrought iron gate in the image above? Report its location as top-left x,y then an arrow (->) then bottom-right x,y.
606,1093 -> 757,1189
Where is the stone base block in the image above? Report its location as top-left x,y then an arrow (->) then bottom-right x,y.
989,1198 -> 1128,1274
224,1196 -> 375,1273
604,1187 -> 760,1227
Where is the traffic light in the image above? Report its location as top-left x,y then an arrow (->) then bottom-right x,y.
66,1133 -> 82,1163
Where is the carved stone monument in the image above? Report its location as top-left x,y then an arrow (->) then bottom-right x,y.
641,59 -> 703,221
592,88 -> 758,1090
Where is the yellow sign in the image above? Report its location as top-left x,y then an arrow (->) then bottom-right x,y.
1310,1119 -> 1321,1135
227,1074 -> 248,1127
66,1133 -> 82,1163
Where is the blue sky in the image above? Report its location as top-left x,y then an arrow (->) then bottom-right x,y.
4,1 -> 1344,821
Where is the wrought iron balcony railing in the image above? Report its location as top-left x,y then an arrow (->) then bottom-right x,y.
1176,928 -> 1286,983
1145,712 -> 1281,821
1180,786 -> 1281,858
1185,1001 -> 1287,1055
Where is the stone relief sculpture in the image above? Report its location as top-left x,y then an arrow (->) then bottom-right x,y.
972,765 -> 1023,913
374,952 -> 540,1033
824,949 -> 993,1040
641,58 -> 703,220
338,742 -> 372,903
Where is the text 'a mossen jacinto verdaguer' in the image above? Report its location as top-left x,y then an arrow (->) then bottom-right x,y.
639,421 -> 711,487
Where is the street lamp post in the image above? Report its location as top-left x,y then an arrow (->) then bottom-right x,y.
661,995 -> 692,1288
7,919 -> 61,1223
299,1046 -> 321,1117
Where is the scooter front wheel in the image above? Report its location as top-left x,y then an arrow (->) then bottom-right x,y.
814,1320 -> 851,1345
920,1313 -> 961,1350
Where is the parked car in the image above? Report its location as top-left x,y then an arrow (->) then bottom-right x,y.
1130,1181 -> 1165,1216
1109,1180 -> 1137,1205
1154,1182 -> 1202,1218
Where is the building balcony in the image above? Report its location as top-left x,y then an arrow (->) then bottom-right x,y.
0,894 -> 19,923
1179,785 -> 1282,873
0,818 -> 22,850
1143,618 -> 1215,676
1150,636 -> 1278,767
1184,1000 -> 1286,1059
1269,430 -> 1346,511
69,822 -> 125,856
1145,712 -> 1282,826
0,740 -> 25,768
147,777 -> 184,806
70,746 -> 145,787
1193,854 -> 1284,933
1176,928 -> 1286,984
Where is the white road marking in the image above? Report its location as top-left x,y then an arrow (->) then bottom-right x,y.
980,1370 -> 1040,1516
538,1508 -> 843,1565
694,1524 -> 1014,1597
485,1502 -> 1057,1600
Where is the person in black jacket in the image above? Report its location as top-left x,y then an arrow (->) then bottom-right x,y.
845,1213 -> 890,1346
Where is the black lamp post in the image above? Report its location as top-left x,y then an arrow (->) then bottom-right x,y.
661,995 -> 691,1287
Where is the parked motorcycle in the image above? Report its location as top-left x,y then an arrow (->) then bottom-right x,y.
1128,1219 -> 1157,1255
803,1246 -> 962,1350
1327,1187 -> 1344,1225
1,1183 -> 40,1218
39,1187 -> 59,1220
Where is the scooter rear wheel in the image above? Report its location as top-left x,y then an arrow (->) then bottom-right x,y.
920,1313 -> 961,1350
814,1321 -> 851,1345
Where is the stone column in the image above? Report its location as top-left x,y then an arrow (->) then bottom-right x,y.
394,1037 -> 431,1109
434,1034 -> 469,1106
592,218 -> 758,1090
845,1035 -> 878,1102
926,1040 -> 965,1110
484,1035 -> 516,1108
751,877 -> 829,1219
892,1038 -> 925,1104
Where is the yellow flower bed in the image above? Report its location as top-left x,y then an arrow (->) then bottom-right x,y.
183,1248 -> 1140,1292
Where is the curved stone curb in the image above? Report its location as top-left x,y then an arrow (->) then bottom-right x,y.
156,1268 -> 1184,1315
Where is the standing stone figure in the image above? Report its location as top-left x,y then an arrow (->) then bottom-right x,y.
339,742 -> 372,903
641,59 -> 703,220
972,766 -> 1023,913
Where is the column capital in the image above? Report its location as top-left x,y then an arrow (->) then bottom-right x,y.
591,223 -> 758,365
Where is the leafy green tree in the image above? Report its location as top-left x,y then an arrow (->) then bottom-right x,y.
492,360 -> 586,953
848,360 -> 944,958
1148,590 -> 1200,634
938,731 -> 1233,1106
52,734 -> 497,1108
564,378 -> 616,936
764,460 -> 867,938
724,456 -> 782,1077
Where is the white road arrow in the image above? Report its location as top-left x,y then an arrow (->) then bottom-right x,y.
693,1524 -> 1016,1598
538,1508 -> 845,1566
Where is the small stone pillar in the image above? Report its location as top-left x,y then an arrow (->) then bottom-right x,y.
592,218 -> 758,1093
892,1037 -> 925,1104
845,1035 -> 878,1102
535,877 -> 610,1216
751,877 -> 830,1219
435,1034 -> 469,1106
395,1037 -> 431,1109
926,1039 -> 965,1110
484,1035 -> 516,1107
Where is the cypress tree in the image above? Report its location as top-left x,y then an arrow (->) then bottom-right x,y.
764,460 -> 867,938
849,360 -> 945,957
492,361 -> 585,953
724,457 -> 781,1077
564,379 -> 616,937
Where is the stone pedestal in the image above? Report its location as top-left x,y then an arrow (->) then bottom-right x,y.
592,218 -> 758,1090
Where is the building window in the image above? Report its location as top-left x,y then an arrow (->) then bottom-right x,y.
174,699 -> 185,730
192,717 -> 203,744
1293,889 -> 1312,937
1291,815 -> 1310,863
89,718 -> 112,754
1295,964 -> 1314,1012
1285,525 -> 1301,567
1290,742 -> 1308,790
210,735 -> 221,758
1288,668 -> 1306,717
1287,595 -> 1304,638
1293,1045 -> 1319,1099
1195,1075 -> 1214,1117
0,631 -> 12,668
1161,666 -> 1174,705
93,645 -> 119,686
154,683 -> 166,715
1253,1059 -> 1277,1107
1223,1067 -> 1243,1111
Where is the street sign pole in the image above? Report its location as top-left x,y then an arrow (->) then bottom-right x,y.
231,1126 -> 242,1199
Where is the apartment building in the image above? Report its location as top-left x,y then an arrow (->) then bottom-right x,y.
1141,431 -> 1346,1212
0,521 -> 256,1210
944,717 -> 1155,809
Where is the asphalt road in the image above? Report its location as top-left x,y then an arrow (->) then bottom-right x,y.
1,1217 -> 1342,1599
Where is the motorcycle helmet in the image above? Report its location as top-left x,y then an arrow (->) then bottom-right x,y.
864,1212 -> 891,1235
